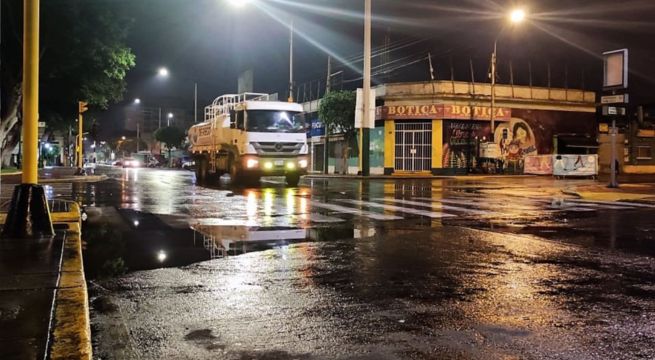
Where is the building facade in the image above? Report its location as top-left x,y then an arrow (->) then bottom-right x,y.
305,81 -> 597,175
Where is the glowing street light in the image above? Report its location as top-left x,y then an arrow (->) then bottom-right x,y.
489,8 -> 528,141
134,98 -> 141,105
228,0 -> 252,8
510,9 -> 526,24
157,67 -> 169,78
167,112 -> 174,127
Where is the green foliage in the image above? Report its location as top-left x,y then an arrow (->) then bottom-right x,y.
154,127 -> 186,150
1,0 -> 136,133
318,90 -> 357,138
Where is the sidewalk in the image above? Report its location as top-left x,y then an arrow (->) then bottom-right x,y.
1,166 -> 107,184
0,204 -> 91,359
563,182 -> 655,202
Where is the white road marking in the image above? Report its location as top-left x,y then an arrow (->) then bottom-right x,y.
336,199 -> 456,219
373,198 -> 494,216
310,201 -> 403,221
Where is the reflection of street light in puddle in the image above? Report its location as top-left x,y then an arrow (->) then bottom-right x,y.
157,250 -> 167,263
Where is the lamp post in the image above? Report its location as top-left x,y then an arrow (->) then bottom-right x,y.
228,0 -> 294,102
156,67 -> 199,124
490,8 -> 526,140
167,112 -> 174,127
361,0 -> 371,177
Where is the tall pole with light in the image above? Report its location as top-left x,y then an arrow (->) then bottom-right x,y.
228,0 -> 294,102
288,19 -> 294,102
361,0 -> 372,176
490,8 -> 526,140
3,0 -> 54,237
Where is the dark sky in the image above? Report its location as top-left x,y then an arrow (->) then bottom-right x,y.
111,0 -> 655,124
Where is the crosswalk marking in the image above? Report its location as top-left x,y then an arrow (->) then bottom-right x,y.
373,198 -> 493,216
336,199 -> 456,219
310,201 -> 403,221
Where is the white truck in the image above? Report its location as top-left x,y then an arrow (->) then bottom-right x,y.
188,93 -> 309,186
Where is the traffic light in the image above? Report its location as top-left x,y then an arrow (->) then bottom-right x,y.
78,101 -> 88,114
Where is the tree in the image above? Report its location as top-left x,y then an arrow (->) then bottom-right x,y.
154,127 -> 186,167
0,0 -> 136,166
318,90 -> 357,174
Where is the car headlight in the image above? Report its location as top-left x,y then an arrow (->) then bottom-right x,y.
298,159 -> 308,168
246,159 -> 259,169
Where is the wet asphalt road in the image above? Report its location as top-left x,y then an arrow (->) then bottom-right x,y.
24,167 -> 655,359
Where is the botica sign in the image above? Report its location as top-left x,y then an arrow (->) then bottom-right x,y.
376,104 -> 511,121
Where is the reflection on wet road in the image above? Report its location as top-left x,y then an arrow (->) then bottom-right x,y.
37,168 -> 655,359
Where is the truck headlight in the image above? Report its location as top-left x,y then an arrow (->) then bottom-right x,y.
246,159 -> 259,169
286,162 -> 296,170
264,162 -> 273,170
298,159 -> 308,168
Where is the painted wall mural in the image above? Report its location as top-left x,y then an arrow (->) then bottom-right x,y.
494,118 -> 538,162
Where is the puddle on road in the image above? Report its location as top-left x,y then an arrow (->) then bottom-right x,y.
82,209 -> 361,279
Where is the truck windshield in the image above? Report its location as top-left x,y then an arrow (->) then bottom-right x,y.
246,110 -> 305,133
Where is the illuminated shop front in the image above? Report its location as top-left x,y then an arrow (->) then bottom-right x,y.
376,81 -> 597,175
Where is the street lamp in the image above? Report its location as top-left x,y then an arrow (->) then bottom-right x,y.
134,98 -> 141,105
157,67 -> 169,78
490,8 -> 528,141
167,112 -> 174,127
228,0 -> 294,102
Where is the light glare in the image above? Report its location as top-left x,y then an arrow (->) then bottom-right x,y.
510,9 -> 526,24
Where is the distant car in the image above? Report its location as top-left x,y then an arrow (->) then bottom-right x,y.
182,160 -> 195,170
122,158 -> 141,168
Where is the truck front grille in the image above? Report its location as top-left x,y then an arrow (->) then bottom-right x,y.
252,142 -> 303,155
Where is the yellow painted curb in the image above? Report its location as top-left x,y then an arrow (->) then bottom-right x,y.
575,191 -> 655,202
50,222 -> 93,360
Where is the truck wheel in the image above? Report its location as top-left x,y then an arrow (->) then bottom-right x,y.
285,173 -> 301,187
229,157 -> 241,185
195,156 -> 208,182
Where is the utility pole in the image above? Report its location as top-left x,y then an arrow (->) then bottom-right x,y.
194,82 -> 198,123
361,0 -> 371,176
136,122 -> 140,153
490,40 -> 497,141
288,19 -> 294,102
323,56 -> 332,174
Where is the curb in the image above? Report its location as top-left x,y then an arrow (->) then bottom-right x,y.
41,175 -> 108,184
49,223 -> 92,359
304,174 -> 536,180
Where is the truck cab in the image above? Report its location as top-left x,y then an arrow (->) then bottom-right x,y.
188,93 -> 309,186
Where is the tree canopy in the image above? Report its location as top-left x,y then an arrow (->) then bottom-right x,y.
318,90 -> 357,139
0,0 -> 136,164
154,126 -> 186,150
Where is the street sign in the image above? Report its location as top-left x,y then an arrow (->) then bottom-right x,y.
601,94 -> 629,104
602,106 -> 626,116
603,49 -> 628,90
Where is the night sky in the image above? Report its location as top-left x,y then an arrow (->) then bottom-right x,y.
106,0 -> 655,130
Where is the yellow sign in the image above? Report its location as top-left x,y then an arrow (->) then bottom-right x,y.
599,123 -> 609,133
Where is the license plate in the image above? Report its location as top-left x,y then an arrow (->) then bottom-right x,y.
274,160 -> 284,166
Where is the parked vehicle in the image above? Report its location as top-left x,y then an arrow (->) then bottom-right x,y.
187,93 -> 308,186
